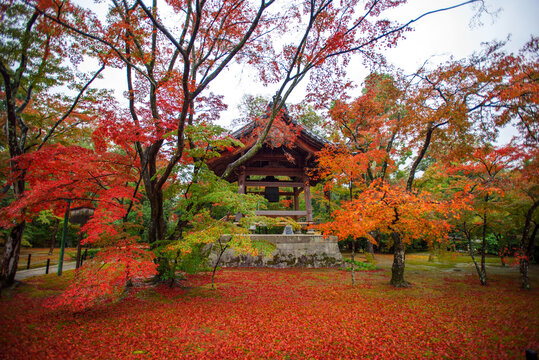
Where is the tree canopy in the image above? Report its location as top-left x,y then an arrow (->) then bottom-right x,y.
0,0 -> 537,308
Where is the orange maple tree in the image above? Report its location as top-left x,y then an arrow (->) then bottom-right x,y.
434,145 -> 518,285
315,43 -> 527,286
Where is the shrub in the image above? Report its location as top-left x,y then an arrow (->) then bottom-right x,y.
364,252 -> 375,264
153,241 -> 211,283
21,239 -> 32,248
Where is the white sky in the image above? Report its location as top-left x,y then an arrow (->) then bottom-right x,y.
209,0 -> 539,128
90,0 -> 539,134
382,0 -> 538,71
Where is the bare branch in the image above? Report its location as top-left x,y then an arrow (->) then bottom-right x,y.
38,64 -> 105,150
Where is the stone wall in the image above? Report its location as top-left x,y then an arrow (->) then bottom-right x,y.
208,234 -> 343,268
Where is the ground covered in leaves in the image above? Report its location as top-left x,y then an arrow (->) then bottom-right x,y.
1,255 -> 538,359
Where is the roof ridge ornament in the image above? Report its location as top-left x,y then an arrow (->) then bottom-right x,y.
267,96 -> 288,118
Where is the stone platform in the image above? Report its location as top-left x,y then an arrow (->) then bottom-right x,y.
208,234 -> 343,268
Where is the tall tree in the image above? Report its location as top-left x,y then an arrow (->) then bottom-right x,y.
221,0 -> 486,179
37,0 -> 279,243
0,1 -> 103,288
317,39 -> 522,286
493,37 -> 538,288
383,42 -> 519,286
317,73 -> 464,287
36,0 -> 484,245
446,145 -> 514,285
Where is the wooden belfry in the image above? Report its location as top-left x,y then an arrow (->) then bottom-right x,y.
207,104 -> 327,224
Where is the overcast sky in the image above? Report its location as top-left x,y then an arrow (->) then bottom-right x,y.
89,0 -> 539,133
381,0 -> 538,72
207,0 -> 539,129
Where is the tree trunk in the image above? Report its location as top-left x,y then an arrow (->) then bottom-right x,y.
520,201 -> 538,290
325,188 -> 331,216
366,240 -> 375,259
1,177 -> 26,290
350,240 -> 355,286
390,232 -> 408,287
147,187 -> 165,243
1,221 -> 25,289
480,200 -> 488,284
0,12 -> 40,291
48,218 -> 60,256
212,238 -> 229,290
391,123 -> 436,287
520,257 -> 530,290
528,223 -> 537,262
466,228 -> 487,285
75,234 -> 83,269
406,124 -> 434,192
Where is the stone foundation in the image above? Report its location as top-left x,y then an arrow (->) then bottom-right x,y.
208,234 -> 343,268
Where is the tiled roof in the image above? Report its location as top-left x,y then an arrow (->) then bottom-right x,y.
229,115 -> 328,149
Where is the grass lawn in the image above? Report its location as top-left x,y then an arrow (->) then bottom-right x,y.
0,254 -> 537,359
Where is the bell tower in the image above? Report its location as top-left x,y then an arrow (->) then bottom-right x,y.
207,105 -> 327,224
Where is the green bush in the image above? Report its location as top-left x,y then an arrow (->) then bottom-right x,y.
364,252 -> 375,264
21,239 -> 32,248
153,242 -> 211,283
485,233 -> 499,255
84,249 -> 101,259
155,255 -> 177,282
178,244 -> 211,274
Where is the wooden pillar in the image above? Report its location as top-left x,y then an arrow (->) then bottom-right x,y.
303,177 -> 313,222
293,188 -> 299,210
293,187 -> 299,221
235,168 -> 246,222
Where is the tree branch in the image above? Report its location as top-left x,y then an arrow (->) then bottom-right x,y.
38,63 -> 105,150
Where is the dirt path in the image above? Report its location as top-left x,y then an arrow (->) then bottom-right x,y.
15,262 -> 77,280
